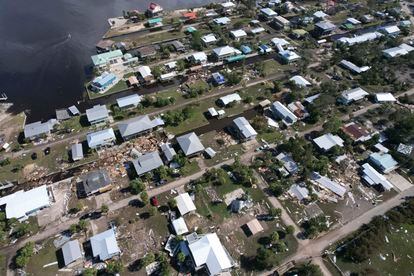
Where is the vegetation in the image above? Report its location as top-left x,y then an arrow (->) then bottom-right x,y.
130,179 -> 146,194
301,216 -> 329,239
15,242 -> 35,268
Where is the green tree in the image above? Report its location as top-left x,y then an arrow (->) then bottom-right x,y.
82,268 -> 97,276
177,252 -> 186,263
149,206 -> 157,217
286,225 -> 295,235
130,179 -> 146,195
69,224 -> 78,234
190,31 -> 203,51
78,219 -> 88,232
101,204 -> 109,214
140,191 -> 149,205
14,223 -> 30,238
255,247 -> 278,270
15,242 -> 35,268
106,259 -> 124,274
270,231 -> 279,243
269,208 -> 282,218
141,252 -> 155,267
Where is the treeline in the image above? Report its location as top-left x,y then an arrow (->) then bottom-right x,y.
337,197 -> 414,263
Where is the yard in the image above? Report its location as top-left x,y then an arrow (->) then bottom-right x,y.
26,239 -> 60,276
87,80 -> 129,100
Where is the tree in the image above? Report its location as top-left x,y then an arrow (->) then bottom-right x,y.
141,252 -> 155,267
269,208 -> 282,218
323,116 -> 342,133
168,199 -> 177,209
106,259 -> 124,274
82,268 -> 97,276
14,223 -> 30,238
177,252 -> 186,263
294,263 -> 323,276
15,242 -> 34,268
286,225 -> 295,235
69,224 -> 78,235
190,31 -> 203,51
270,231 -> 279,244
140,191 -> 149,205
130,179 -> 145,195
78,219 -> 88,232
149,206 -> 157,217
275,241 -> 287,252
101,204 -> 109,214
254,247 -> 278,270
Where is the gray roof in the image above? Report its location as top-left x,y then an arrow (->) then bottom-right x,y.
86,105 -> 109,123
233,117 -> 257,139
56,109 -> 71,120
271,101 -> 298,125
80,170 -> 111,196
276,152 -> 298,174
116,94 -> 142,108
61,240 -> 82,266
86,128 -> 116,148
24,120 -> 55,139
177,132 -> 205,156
90,228 -> 120,261
160,143 -> 177,162
132,151 -> 164,176
315,21 -> 336,31
71,143 -> 84,161
118,115 -> 155,138
68,105 -> 80,115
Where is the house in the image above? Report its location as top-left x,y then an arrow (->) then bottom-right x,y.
96,39 -> 114,53
397,143 -> 413,156
165,61 -> 177,71
258,44 -> 272,54
90,228 -> 120,261
250,27 -> 265,35
212,72 -> 226,85
240,45 -> 252,54
289,75 -> 311,87
127,75 -> 139,87
71,143 -> 84,161
175,193 -> 196,215
55,109 -> 71,121
137,66 -> 154,84
380,25 -> 400,37
116,94 -> 141,109
314,21 -> 336,36
341,122 -> 374,142
230,29 -> 247,41
260,8 -> 277,20
207,107 -> 219,118
212,46 -> 239,61
137,45 -> 157,59
132,151 -> 164,176
160,143 -> 176,163
147,2 -> 163,17
147,17 -> 163,28
361,163 -> 393,191
79,170 -> 112,197
271,37 -> 290,48
313,11 -> 328,21
287,101 -> 309,119
375,93 -> 397,103
0,185 -> 51,220
177,132 -> 205,157
220,1 -> 236,13
338,87 -> 369,104
273,16 -> 290,29
122,53 -> 138,66
201,34 -> 217,46
213,17 -> 231,26
271,101 -> 298,126
383,43 -> 414,58
86,105 -> 109,125
276,152 -> 299,174
231,117 -> 257,141
117,115 -> 158,140
311,172 -> 346,197
218,93 -> 242,106
169,40 -> 185,52
68,105 -> 80,116
204,147 -> 216,158
160,72 -> 177,82
313,133 -> 344,152
61,240 -> 83,267
91,50 -> 123,69
337,32 -> 382,46
278,50 -> 301,63
346,17 -> 361,25
187,233 -> 234,275
369,152 -> 398,173
24,120 -> 57,140
245,219 -> 264,236
182,11 -> 197,22
340,60 -> 370,74
361,14 -> 374,23
86,128 -> 116,149
188,52 -> 208,64
289,183 -> 309,201
172,217 -> 189,235
90,72 -> 118,92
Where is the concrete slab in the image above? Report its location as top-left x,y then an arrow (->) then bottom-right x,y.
387,172 -> 412,192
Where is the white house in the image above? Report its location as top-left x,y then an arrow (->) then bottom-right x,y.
230,29 -> 247,41
201,34 -> 217,46
313,133 -> 344,151
375,93 -> 397,103
338,87 -> 369,104
271,101 -> 298,126
175,193 -> 196,215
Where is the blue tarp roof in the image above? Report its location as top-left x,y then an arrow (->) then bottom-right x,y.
212,72 -> 226,84
240,45 -> 252,54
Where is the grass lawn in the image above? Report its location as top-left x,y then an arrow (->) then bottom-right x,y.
0,253 -> 6,276
195,188 -> 230,223
334,223 -> 414,275
26,239 -> 59,276
263,59 -> 283,76
180,160 -> 200,176
257,130 -> 284,144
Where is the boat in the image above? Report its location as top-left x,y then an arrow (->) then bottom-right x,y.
0,93 -> 7,101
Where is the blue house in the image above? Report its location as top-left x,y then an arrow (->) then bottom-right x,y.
369,152 -> 398,173
212,72 -> 226,85
240,45 -> 252,54
258,44 -> 272,54
91,72 -> 117,92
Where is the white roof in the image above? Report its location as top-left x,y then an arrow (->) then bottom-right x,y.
177,132 -> 205,156
251,27 -> 265,34
230,29 -> 247,38
208,107 -> 218,117
191,52 -> 208,62
313,11 -> 328,18
376,93 -> 396,102
289,75 -> 311,87
221,1 -> 235,8
116,94 -> 141,108
205,147 -> 217,158
340,87 -> 369,102
213,17 -> 231,25
86,105 -> 109,123
219,93 -> 242,105
213,46 -> 238,57
172,217 -> 189,235
90,229 -> 120,261
313,133 -> 344,151
346,17 -> 361,25
312,172 -> 346,197
188,233 -> 233,275
202,34 -> 217,44
261,8 -> 277,17
289,184 -> 309,201
383,43 -> 414,58
137,66 -> 152,78
0,185 -> 50,219
160,71 -> 177,81
233,117 -> 257,139
175,193 -> 196,215
87,128 -> 116,148
337,32 -> 382,46
340,60 -> 370,74
61,240 -> 82,266
271,37 -> 290,47
382,25 -> 400,34
271,101 -> 298,125
279,50 -> 301,61
165,61 -> 177,69
362,163 -> 393,190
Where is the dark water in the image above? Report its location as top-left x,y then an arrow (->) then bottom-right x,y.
0,0 -> 214,122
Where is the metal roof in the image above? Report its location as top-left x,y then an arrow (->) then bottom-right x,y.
71,143 -> 84,161
86,105 -> 109,123
177,132 -> 205,156
311,172 -> 346,197
91,50 -> 123,66
271,101 -> 298,125
202,34 -> 217,44
68,105 -> 80,115
340,60 -> 370,74
375,93 -> 397,102
80,170 -> 111,196
219,93 -> 241,106
340,87 -> 369,103
132,151 -> 164,176
260,8 -> 277,17
362,163 -> 393,190
24,121 -> 53,139
213,45 -> 238,57
337,32 -> 382,46
313,133 -> 344,151
213,17 -> 231,25
289,184 -> 309,201
289,75 -> 311,87
61,240 -> 82,266
276,152 -> 298,174
369,152 -> 398,173
160,143 -> 177,162
175,193 -> 196,215
116,94 -> 142,108
230,29 -> 247,38
117,115 -> 155,138
86,128 -> 115,148
172,217 -> 189,235
90,228 -> 120,261
233,117 -> 257,139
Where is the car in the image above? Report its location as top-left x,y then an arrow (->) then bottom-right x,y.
31,152 -> 37,160
80,211 -> 102,221
150,196 -> 159,206
44,147 -> 51,155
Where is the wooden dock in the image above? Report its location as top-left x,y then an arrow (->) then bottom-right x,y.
0,93 -> 8,101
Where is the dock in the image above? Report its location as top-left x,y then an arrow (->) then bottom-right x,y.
0,93 -> 8,101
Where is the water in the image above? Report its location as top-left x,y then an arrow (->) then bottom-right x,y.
0,0 -> 214,122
